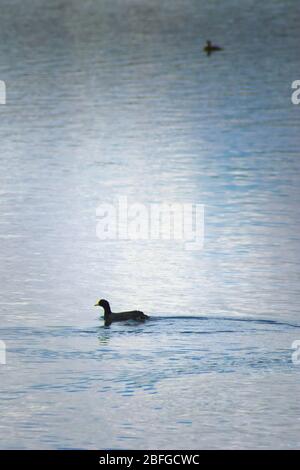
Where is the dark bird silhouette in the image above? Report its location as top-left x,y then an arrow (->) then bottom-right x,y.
203,40 -> 223,55
94,299 -> 149,326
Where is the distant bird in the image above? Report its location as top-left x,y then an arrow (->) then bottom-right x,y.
94,299 -> 149,326
203,40 -> 223,55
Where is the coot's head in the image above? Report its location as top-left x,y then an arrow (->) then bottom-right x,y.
94,299 -> 110,309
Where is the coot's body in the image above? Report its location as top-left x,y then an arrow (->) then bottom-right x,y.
204,40 -> 223,55
94,299 -> 149,326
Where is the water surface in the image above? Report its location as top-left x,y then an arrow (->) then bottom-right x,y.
0,0 -> 300,449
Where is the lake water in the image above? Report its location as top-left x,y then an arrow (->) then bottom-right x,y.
0,0 -> 300,449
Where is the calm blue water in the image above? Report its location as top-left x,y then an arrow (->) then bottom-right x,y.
0,0 -> 300,449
